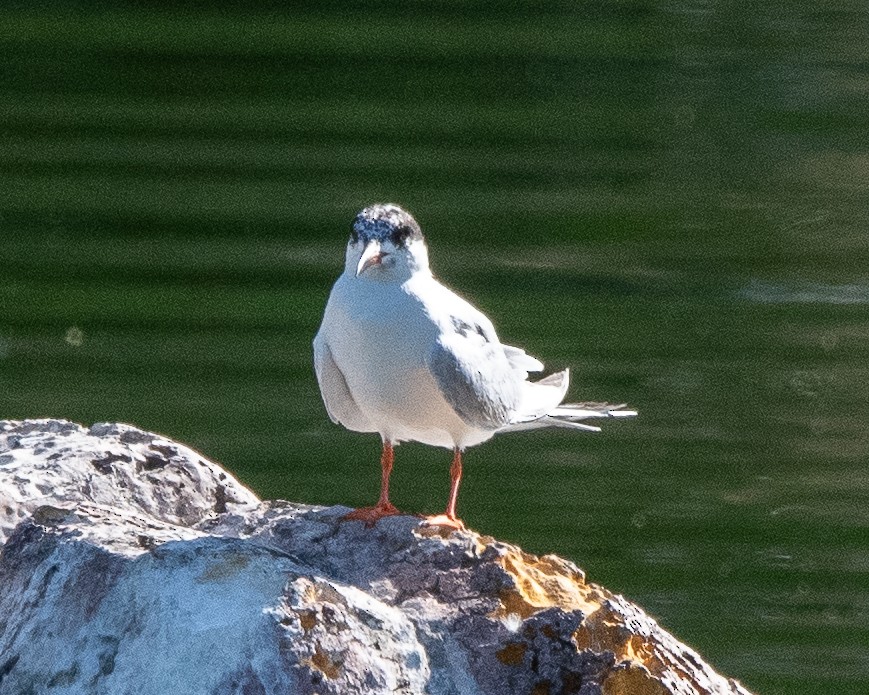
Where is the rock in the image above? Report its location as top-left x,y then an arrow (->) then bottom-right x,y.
0,419 -> 259,545
0,419 -> 753,695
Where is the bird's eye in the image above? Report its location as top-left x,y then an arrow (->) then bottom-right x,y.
390,225 -> 412,246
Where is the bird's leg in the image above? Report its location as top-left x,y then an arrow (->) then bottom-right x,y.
376,439 -> 396,509
342,440 -> 401,527
446,447 -> 462,519
423,448 -> 466,531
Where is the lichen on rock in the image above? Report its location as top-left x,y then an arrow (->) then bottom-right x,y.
0,419 -> 753,695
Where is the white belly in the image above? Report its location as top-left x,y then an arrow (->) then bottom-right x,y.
322,277 -> 491,449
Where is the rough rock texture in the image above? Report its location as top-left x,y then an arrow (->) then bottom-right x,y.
0,419 -> 754,695
0,419 -> 258,545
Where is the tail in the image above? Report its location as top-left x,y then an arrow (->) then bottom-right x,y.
504,368 -> 637,433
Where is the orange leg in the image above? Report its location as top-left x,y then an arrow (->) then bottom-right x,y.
423,448 -> 466,531
343,440 -> 401,527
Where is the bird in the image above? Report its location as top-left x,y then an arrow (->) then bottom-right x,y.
313,203 -> 635,530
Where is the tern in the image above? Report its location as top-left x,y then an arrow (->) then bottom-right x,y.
313,203 -> 635,529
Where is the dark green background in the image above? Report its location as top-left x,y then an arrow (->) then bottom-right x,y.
3,4 -> 868,693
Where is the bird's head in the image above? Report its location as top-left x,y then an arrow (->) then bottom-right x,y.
345,203 -> 430,283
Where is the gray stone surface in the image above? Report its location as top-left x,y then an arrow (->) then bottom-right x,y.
0,419 -> 754,695
0,419 -> 259,546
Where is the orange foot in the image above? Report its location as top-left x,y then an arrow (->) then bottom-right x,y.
342,503 -> 401,528
421,514 -> 466,532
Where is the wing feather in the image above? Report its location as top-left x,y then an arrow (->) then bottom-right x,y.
312,333 -> 374,433
503,344 -> 544,374
427,329 -> 521,431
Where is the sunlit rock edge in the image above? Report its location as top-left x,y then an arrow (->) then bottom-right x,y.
0,419 -> 753,695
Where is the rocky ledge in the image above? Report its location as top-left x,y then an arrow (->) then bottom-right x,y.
0,419 -> 752,695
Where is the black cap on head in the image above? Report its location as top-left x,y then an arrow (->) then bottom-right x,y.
351,203 -> 424,247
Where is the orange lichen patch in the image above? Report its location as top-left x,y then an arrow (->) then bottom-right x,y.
302,580 -> 347,609
540,625 -> 557,639
573,608 -> 665,676
492,547 -> 601,619
602,665 -> 667,695
573,625 -> 591,651
305,642 -> 341,680
625,635 -> 658,665
531,681 -> 551,695
416,524 -> 460,540
496,642 -> 527,666
297,610 -> 317,632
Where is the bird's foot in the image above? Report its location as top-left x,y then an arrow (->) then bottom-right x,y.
420,513 -> 466,532
342,502 -> 401,528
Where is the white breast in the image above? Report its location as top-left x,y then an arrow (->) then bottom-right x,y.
320,274 -> 489,449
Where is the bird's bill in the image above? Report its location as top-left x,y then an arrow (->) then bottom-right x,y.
356,240 -> 385,277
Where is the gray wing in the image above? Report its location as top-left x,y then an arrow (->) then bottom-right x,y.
426,318 -> 522,430
312,333 -> 374,433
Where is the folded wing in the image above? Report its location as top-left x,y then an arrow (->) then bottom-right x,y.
426,309 -> 637,435
427,330 -> 520,430
313,333 -> 374,433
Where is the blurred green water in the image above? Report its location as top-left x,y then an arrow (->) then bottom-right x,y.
2,4 -> 869,693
